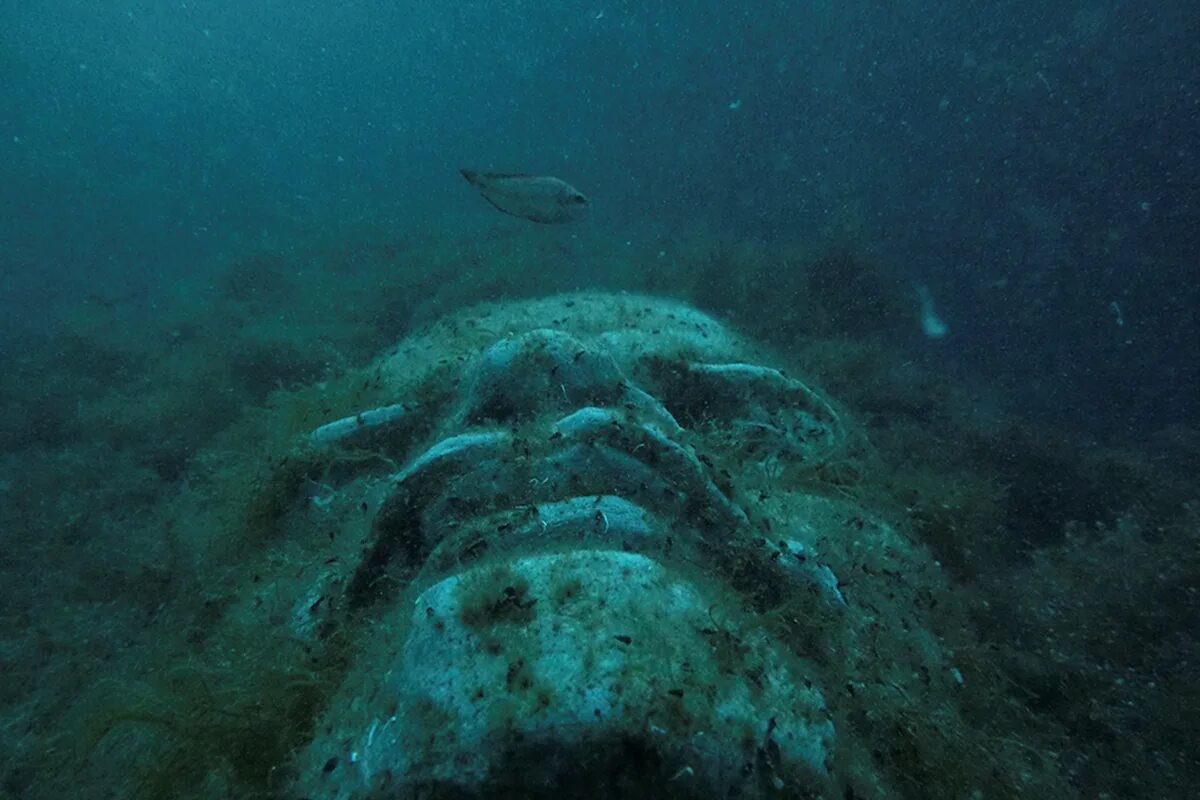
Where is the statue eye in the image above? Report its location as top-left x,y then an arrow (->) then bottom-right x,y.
570,194 -> 588,204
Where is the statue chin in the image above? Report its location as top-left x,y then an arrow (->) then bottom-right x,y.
280,292 -> 955,799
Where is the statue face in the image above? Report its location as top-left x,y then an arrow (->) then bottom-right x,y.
283,293 -> 949,799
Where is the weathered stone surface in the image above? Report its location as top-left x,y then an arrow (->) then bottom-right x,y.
285,293 -> 962,799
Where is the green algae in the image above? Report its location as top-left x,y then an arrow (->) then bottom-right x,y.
1,224 -> 1196,799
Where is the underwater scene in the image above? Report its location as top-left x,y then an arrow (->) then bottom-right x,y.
1,2 -> 1197,799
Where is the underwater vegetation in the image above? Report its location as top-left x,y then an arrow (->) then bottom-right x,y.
0,223 -> 1195,799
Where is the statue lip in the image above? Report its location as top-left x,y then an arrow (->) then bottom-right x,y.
349,549 -> 834,797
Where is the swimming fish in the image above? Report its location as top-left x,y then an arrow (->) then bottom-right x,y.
460,169 -> 590,224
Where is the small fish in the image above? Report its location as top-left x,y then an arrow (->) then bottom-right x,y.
460,169 -> 590,224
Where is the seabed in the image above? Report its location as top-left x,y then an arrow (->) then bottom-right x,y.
1,225 -> 1195,799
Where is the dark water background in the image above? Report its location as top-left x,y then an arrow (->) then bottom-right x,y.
2,0 -> 1197,436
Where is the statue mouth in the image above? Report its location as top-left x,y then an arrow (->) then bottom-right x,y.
356,547 -> 831,799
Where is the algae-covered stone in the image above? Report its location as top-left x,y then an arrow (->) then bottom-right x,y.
320,550 -> 834,797
280,293 -> 1038,799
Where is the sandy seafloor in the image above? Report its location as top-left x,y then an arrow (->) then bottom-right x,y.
0,221 -> 1196,799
